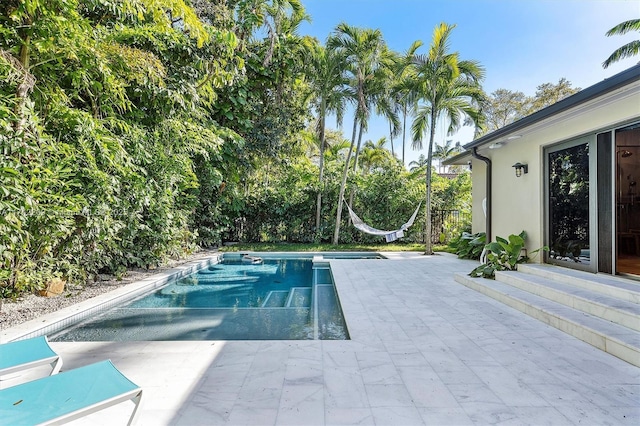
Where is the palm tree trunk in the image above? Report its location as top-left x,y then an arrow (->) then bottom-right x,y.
424,109 -> 437,255
347,120 -> 365,226
13,30 -> 34,136
333,117 -> 359,244
402,104 -> 407,165
389,122 -> 395,157
352,120 -> 365,171
315,110 -> 326,241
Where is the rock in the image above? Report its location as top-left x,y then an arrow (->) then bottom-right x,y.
38,278 -> 66,298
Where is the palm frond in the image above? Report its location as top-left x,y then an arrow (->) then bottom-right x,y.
605,19 -> 640,36
603,40 -> 640,68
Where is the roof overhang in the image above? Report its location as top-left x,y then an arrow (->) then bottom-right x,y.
450,63 -> 640,158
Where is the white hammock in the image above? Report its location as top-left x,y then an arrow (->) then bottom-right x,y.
345,201 -> 422,243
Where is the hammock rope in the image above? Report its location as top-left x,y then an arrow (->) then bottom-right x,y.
345,201 -> 422,243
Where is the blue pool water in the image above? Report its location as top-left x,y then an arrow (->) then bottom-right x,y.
51,258 -> 349,341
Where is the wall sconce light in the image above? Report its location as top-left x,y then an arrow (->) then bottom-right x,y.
512,162 -> 528,177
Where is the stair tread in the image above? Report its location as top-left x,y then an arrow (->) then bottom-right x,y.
519,264 -> 640,294
455,273 -> 640,348
496,270 -> 640,316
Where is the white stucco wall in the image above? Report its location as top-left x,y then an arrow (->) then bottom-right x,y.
470,81 -> 640,262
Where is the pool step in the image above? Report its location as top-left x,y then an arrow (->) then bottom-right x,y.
262,288 -> 311,308
262,291 -> 289,307
454,266 -> 640,367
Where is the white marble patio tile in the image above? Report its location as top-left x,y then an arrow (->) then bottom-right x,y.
324,408 -> 375,425
64,402 -> 142,426
446,383 -> 504,405
469,366 -> 548,406
389,351 -> 428,367
458,401 -> 519,425
225,408 -> 278,426
364,383 -> 414,407
234,386 -> 283,410
398,366 -> 460,408
431,364 -> 484,385
175,390 -> 237,424
527,383 -> 590,406
323,367 -> 369,408
356,352 -> 402,385
284,363 -> 323,385
370,406 -> 425,426
137,409 -> 181,426
277,384 -> 325,425
554,403 -> 639,425
417,407 -> 473,425
322,350 -> 359,368
509,406 -> 575,425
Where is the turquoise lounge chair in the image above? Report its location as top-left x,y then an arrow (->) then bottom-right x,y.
0,336 -> 63,377
0,359 -> 143,425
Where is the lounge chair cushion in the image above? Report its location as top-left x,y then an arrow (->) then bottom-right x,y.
0,360 -> 142,425
0,336 -> 62,377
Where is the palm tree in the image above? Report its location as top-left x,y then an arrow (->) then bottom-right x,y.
359,137 -> 390,174
408,154 -> 428,172
603,19 -> 640,69
327,23 -> 389,244
409,23 -> 485,254
307,42 -> 349,238
393,40 -> 423,166
433,140 -> 460,172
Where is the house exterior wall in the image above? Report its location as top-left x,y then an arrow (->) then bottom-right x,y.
470,82 -> 640,263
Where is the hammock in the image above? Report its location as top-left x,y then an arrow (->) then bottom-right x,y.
345,201 -> 422,243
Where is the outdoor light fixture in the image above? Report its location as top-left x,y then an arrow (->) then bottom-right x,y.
512,162 -> 528,177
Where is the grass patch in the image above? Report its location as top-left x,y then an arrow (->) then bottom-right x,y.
219,242 -> 449,252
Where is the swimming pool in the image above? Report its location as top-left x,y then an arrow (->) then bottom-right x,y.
51,255 -> 351,341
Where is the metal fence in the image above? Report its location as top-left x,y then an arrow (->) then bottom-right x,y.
428,209 -> 471,244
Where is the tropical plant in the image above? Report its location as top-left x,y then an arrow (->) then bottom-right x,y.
450,231 -> 486,260
326,23 -> 390,244
603,18 -> 640,68
408,154 -> 428,171
392,40 -> 423,165
409,22 -> 485,254
306,42 -> 349,239
433,139 -> 461,172
469,231 -> 528,278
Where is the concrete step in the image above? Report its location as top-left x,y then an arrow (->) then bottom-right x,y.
495,270 -> 640,332
454,272 -> 640,367
517,264 -> 640,304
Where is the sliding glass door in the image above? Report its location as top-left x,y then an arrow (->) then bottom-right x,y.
615,124 -> 640,276
546,139 -> 592,270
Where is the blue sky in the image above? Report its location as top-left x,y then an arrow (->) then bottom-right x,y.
298,0 -> 640,165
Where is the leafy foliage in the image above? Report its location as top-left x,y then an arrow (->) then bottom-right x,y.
469,231 -> 528,278
450,231 -> 486,260
1,4 -> 477,300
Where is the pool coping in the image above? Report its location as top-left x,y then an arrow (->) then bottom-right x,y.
1,251 -> 382,342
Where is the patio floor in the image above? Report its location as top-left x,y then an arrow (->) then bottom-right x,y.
12,253 -> 640,425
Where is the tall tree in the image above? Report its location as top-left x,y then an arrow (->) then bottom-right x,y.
327,23 -> 388,244
603,18 -> 640,68
393,40 -> 423,165
409,23 -> 485,254
306,42 -> 348,238
479,88 -> 527,134
526,78 -> 580,114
